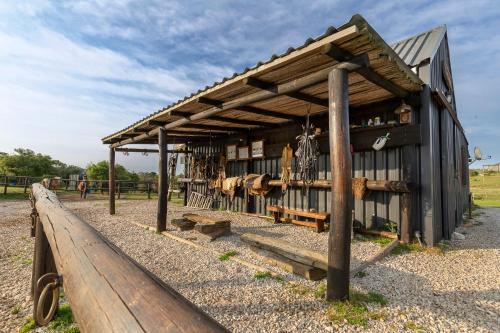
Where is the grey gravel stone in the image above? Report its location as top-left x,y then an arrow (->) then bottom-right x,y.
1,199 -> 499,332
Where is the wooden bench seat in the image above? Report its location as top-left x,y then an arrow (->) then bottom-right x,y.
266,205 -> 329,233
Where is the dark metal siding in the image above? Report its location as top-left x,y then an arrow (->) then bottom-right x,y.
186,124 -> 404,229
418,33 -> 469,243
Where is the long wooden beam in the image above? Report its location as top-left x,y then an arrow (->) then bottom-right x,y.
327,67 -> 352,301
322,44 -> 410,98
235,106 -> 304,122
31,184 -> 227,332
115,148 -> 192,154
181,124 -> 247,132
110,55 -> 369,148
171,110 -> 273,127
243,77 -> 328,107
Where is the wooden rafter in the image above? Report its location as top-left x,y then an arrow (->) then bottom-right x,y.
322,44 -> 410,98
243,77 -> 328,107
235,106 -> 304,122
171,110 -> 272,127
181,124 -> 247,132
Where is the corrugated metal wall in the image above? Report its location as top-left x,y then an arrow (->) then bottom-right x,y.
186,121 -> 405,230
419,32 -> 469,243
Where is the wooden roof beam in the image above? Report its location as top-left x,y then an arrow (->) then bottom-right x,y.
243,77 -> 328,107
172,109 -> 270,127
181,124 -> 246,132
196,97 -> 223,108
148,120 -> 168,126
120,133 -> 138,138
322,44 -> 410,98
236,106 -> 303,122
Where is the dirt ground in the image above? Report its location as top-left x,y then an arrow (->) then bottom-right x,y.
0,198 -> 499,332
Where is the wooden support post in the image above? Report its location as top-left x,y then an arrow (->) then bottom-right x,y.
147,183 -> 151,199
327,68 -> 352,301
157,128 -> 168,232
109,147 -> 116,215
3,175 -> 7,194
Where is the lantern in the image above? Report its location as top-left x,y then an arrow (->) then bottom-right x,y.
394,101 -> 412,124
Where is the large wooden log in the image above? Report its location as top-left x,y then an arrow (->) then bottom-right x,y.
327,67 -> 352,301
31,184 -> 227,333
240,233 -> 328,271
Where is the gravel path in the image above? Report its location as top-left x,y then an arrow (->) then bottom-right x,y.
1,198 -> 499,332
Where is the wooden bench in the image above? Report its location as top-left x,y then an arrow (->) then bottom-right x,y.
266,205 -> 329,233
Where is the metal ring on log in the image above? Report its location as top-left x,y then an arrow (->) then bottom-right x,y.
35,273 -> 61,326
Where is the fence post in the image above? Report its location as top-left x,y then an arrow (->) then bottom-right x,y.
24,176 -> 29,193
147,183 -> 151,199
117,182 -> 121,199
3,175 -> 7,194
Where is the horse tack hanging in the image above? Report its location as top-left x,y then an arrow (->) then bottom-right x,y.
294,107 -> 320,187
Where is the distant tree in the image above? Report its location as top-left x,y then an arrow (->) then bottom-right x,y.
0,148 -> 55,176
86,161 -> 139,181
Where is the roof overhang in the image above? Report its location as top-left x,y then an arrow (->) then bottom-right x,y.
102,14 -> 423,147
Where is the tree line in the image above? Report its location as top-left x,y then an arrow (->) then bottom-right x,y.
0,148 -> 156,181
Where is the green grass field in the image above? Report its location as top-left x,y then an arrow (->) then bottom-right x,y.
470,172 -> 500,207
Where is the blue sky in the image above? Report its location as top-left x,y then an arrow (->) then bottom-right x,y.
0,0 -> 499,171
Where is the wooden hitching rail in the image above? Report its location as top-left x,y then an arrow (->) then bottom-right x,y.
30,183 -> 227,332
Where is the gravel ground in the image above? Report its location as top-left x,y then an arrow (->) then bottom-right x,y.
1,198 -> 499,332
0,200 -> 34,333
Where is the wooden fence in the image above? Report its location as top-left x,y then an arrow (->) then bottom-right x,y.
0,175 -> 181,199
29,183 -> 226,332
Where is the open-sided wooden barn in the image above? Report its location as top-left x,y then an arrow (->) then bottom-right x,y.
102,14 -> 469,299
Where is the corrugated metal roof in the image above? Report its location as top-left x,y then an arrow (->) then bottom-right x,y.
102,14 -> 424,144
391,26 -> 446,67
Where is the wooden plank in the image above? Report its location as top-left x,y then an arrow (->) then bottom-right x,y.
250,247 -> 326,281
327,67 -> 352,301
182,214 -> 230,225
266,205 -> 328,219
31,184 -> 227,333
350,125 -> 422,151
241,233 -> 328,270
